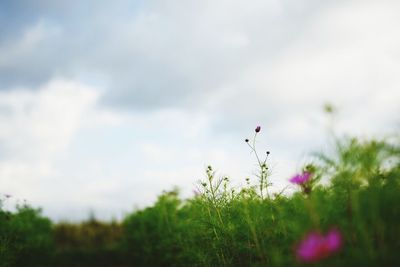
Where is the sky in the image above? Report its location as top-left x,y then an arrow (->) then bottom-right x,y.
0,0 -> 399,221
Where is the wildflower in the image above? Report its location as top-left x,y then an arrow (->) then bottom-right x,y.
289,172 -> 311,185
255,126 -> 261,133
325,228 -> 342,252
296,228 -> 342,263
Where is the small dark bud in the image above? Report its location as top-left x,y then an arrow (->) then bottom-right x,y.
255,126 -> 261,133
266,151 -> 270,155
245,139 -> 249,142
303,186 -> 312,195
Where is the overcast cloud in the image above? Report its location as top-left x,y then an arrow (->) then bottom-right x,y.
0,0 -> 399,220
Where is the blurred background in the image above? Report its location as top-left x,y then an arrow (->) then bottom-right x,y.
0,0 -> 399,221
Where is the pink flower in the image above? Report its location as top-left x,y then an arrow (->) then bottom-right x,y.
325,228 -> 342,251
255,126 -> 261,133
296,228 -> 342,263
289,172 -> 312,185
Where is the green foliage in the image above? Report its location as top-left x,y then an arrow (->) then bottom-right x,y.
0,205 -> 54,267
121,189 -> 187,266
53,217 -> 124,267
120,136 -> 400,266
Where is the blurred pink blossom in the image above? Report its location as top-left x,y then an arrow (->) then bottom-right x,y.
289,172 -> 311,185
296,228 -> 342,263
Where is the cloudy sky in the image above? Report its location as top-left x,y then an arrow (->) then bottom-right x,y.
1,0 -> 399,221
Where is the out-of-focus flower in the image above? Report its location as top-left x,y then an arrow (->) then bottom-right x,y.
255,126 -> 261,133
296,228 -> 342,263
325,228 -> 342,252
289,172 -> 312,185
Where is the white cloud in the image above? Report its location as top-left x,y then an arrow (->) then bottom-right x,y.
0,19 -> 61,69
0,79 -> 100,202
208,1 -> 400,135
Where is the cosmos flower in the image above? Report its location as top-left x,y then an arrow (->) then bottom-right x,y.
289,172 -> 312,185
296,228 -> 342,263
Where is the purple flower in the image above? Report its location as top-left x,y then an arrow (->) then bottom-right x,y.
289,172 -> 312,185
296,228 -> 342,263
325,228 -> 342,251
255,126 -> 261,133
297,232 -> 325,262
